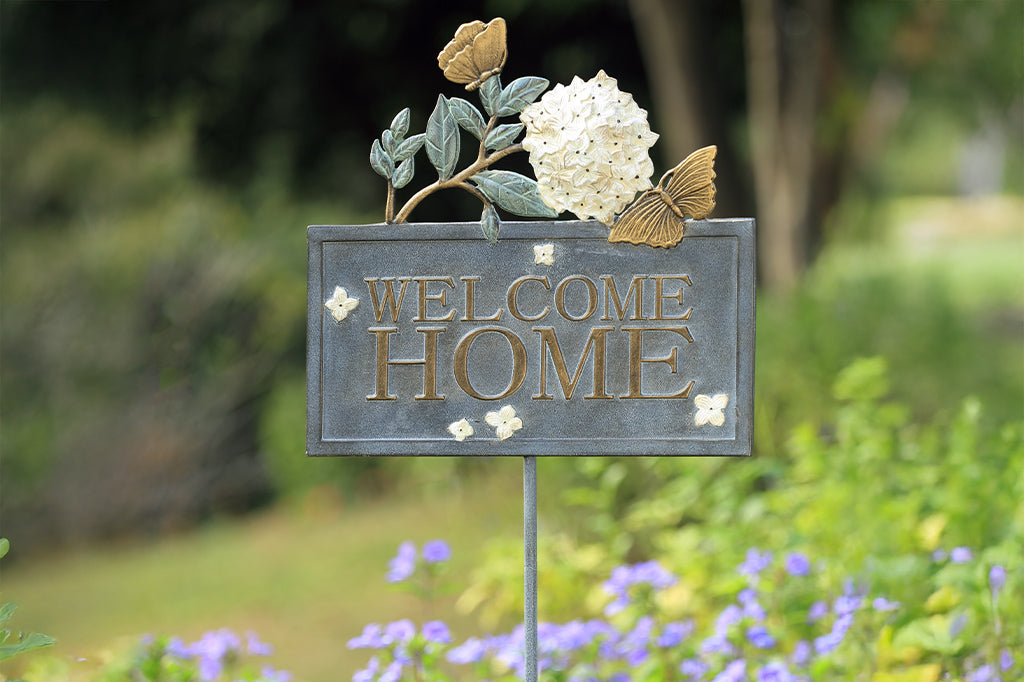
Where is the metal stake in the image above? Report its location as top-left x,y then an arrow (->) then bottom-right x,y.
523,455 -> 538,682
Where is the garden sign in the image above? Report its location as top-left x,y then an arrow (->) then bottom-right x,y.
306,17 -> 754,679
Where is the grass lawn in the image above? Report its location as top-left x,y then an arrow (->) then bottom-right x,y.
1,465 -> 527,681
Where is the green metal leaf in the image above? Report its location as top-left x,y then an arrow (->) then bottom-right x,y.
496,77 -> 549,117
479,74 -> 502,117
425,95 -> 459,181
471,170 -> 559,218
370,139 -> 394,180
0,632 -> 57,662
389,108 -> 411,140
381,129 -> 396,156
480,204 -> 500,244
484,123 -> 524,151
392,157 -> 415,189
449,98 -> 486,139
394,134 -> 425,162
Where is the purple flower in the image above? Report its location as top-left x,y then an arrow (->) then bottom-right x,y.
347,624 -> 387,649
990,565 -> 1007,596
246,631 -> 274,656
422,620 -> 452,644
759,662 -> 796,682
422,540 -> 451,563
700,633 -> 735,656
165,637 -> 192,659
378,660 -> 403,682
967,664 -> 996,682
807,600 -> 828,623
713,659 -> 747,682
680,658 -> 708,680
715,604 -> 743,634
259,665 -> 292,682
387,541 -> 417,583
385,619 -> 416,644
746,625 -> 776,649
738,548 -> 773,580
784,552 -> 811,577
602,561 -> 677,615
657,620 -> 694,648
813,630 -> 844,655
447,637 -> 488,664
872,597 -> 901,612
1000,649 -> 1014,671
190,629 -> 241,681
791,639 -> 811,666
951,546 -> 973,563
353,656 -> 380,682
834,594 -> 863,617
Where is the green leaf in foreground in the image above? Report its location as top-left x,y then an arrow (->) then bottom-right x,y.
369,139 -> 394,180
479,75 -> 502,117
392,157 -> 415,190
389,107 -> 411,140
449,98 -> 486,139
484,123 -> 524,151
0,631 -> 57,661
480,204 -> 500,244
425,95 -> 459,181
470,170 -> 559,218
496,77 -> 549,117
394,134 -> 425,163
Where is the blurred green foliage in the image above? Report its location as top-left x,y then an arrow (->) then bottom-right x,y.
461,359 -> 1023,670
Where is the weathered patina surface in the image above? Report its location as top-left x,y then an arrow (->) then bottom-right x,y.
307,219 -> 754,456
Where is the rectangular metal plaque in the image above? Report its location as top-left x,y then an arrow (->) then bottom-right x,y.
307,219 -> 754,456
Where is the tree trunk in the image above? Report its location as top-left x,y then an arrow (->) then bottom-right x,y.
743,0 -> 831,291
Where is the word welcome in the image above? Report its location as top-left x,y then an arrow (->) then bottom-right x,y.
361,273 -> 698,402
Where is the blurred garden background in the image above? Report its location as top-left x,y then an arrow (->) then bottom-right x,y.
1,0 -> 1021,680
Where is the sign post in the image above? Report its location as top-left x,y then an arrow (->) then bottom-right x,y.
306,17 -> 755,680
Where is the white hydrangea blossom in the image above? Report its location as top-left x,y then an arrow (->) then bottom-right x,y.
520,70 -> 658,225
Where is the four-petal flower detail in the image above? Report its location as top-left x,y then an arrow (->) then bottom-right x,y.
325,286 -> 359,322
448,418 -> 474,442
694,394 -> 729,427
534,243 -> 554,266
485,405 -> 523,440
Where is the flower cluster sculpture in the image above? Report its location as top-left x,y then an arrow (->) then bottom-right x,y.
369,17 -> 718,248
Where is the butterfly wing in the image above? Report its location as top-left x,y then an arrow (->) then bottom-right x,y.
663,145 -> 717,220
608,191 -> 686,249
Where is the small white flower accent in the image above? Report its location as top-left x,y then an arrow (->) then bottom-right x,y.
325,286 -> 359,322
520,70 -> 658,225
485,405 -> 523,441
694,394 -> 729,427
448,418 -> 474,442
534,243 -> 554,266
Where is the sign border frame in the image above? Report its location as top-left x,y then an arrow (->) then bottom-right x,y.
307,219 -> 755,457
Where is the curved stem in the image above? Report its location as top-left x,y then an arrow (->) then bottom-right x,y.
392,143 -> 525,223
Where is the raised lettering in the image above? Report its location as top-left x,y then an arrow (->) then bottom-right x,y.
652,275 -> 693,320
367,326 -> 445,400
453,327 -> 527,400
601,274 -> 647,321
507,276 -> 551,322
461,276 -> 502,322
623,326 -> 695,399
364,278 -> 412,323
413,276 -> 457,322
533,327 -> 613,400
554,275 -> 599,322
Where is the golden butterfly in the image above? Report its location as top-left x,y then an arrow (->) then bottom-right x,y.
608,145 -> 717,249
